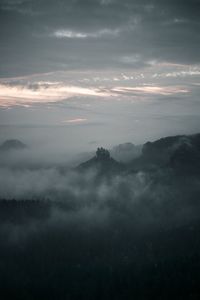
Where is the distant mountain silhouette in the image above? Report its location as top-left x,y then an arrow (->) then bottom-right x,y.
77,134 -> 200,175
111,142 -> 142,162
131,133 -> 200,173
78,147 -> 124,174
169,135 -> 200,173
0,139 -> 27,152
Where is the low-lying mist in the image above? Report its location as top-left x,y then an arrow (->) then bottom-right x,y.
0,133 -> 200,299
0,140 -> 200,232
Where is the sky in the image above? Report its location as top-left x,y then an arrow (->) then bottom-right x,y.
0,0 -> 200,151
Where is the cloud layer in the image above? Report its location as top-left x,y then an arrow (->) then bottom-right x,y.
0,0 -> 200,76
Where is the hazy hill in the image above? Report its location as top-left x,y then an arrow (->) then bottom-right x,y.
111,142 -> 142,163
0,139 -> 27,152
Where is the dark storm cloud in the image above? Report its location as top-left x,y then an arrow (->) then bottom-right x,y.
0,0 -> 200,76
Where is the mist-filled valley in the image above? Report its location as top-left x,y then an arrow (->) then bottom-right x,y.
0,133 -> 200,299
1,0 -> 200,298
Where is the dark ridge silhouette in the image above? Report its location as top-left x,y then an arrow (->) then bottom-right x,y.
78,147 -> 125,174
170,141 -> 200,174
96,147 -> 110,160
130,133 -> 200,172
0,139 -> 27,152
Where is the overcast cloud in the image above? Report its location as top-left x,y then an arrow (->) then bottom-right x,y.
0,0 -> 200,75
0,0 -> 200,147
